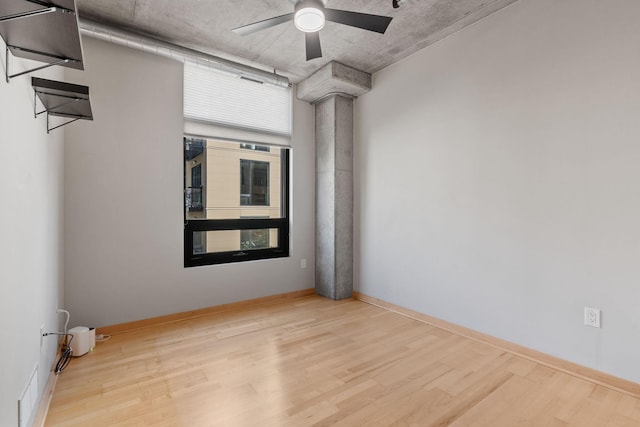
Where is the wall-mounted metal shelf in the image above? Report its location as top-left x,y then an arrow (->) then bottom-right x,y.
0,0 -> 85,82
32,77 -> 92,133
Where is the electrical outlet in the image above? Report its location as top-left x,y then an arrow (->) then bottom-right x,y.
584,307 -> 601,328
40,325 -> 44,348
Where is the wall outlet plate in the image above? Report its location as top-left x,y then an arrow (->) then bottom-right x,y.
584,307 -> 601,328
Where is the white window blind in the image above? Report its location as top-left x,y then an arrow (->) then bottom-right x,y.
184,62 -> 292,141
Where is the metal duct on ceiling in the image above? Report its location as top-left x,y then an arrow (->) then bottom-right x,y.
78,19 -> 291,88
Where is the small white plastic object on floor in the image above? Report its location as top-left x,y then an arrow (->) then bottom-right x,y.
68,326 -> 91,357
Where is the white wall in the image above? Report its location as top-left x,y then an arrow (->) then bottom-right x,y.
355,0 -> 640,383
63,37 -> 315,328
0,48 -> 65,426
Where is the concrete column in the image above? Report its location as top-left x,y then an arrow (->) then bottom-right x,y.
315,94 -> 354,299
298,62 -> 371,300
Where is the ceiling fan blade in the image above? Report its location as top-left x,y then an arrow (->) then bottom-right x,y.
324,8 -> 393,34
305,32 -> 322,60
232,13 -> 295,36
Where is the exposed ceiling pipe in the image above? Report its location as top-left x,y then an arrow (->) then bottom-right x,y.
78,18 -> 291,88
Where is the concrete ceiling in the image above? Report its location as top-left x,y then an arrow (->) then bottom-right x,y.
75,0 -> 519,83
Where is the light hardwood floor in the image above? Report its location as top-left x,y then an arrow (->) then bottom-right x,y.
45,296 -> 640,426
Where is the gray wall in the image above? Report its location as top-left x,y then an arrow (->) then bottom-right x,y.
63,37 -> 315,328
355,0 -> 640,383
0,48 -> 65,426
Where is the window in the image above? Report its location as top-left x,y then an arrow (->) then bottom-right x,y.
185,138 -> 205,213
240,143 -> 270,152
186,164 -> 204,211
240,160 -> 269,206
191,164 -> 202,187
183,62 -> 291,267
184,137 -> 289,266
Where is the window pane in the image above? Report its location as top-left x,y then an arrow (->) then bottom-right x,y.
193,231 -> 206,254
185,138 -> 282,219
240,229 -> 271,250
193,229 -> 279,254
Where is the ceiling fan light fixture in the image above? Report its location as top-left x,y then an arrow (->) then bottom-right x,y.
232,0 -> 392,61
294,7 -> 325,32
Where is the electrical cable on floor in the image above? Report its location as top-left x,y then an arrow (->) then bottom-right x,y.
43,332 -> 74,374
95,333 -> 111,342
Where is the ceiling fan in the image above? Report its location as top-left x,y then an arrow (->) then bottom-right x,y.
232,0 -> 393,61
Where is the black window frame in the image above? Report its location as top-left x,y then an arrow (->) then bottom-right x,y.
183,138 -> 289,267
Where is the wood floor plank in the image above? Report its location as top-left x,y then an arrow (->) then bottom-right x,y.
45,296 -> 640,426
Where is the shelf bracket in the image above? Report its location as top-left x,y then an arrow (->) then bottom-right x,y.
47,114 -> 81,134
5,44 -> 77,82
34,90 -> 80,117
